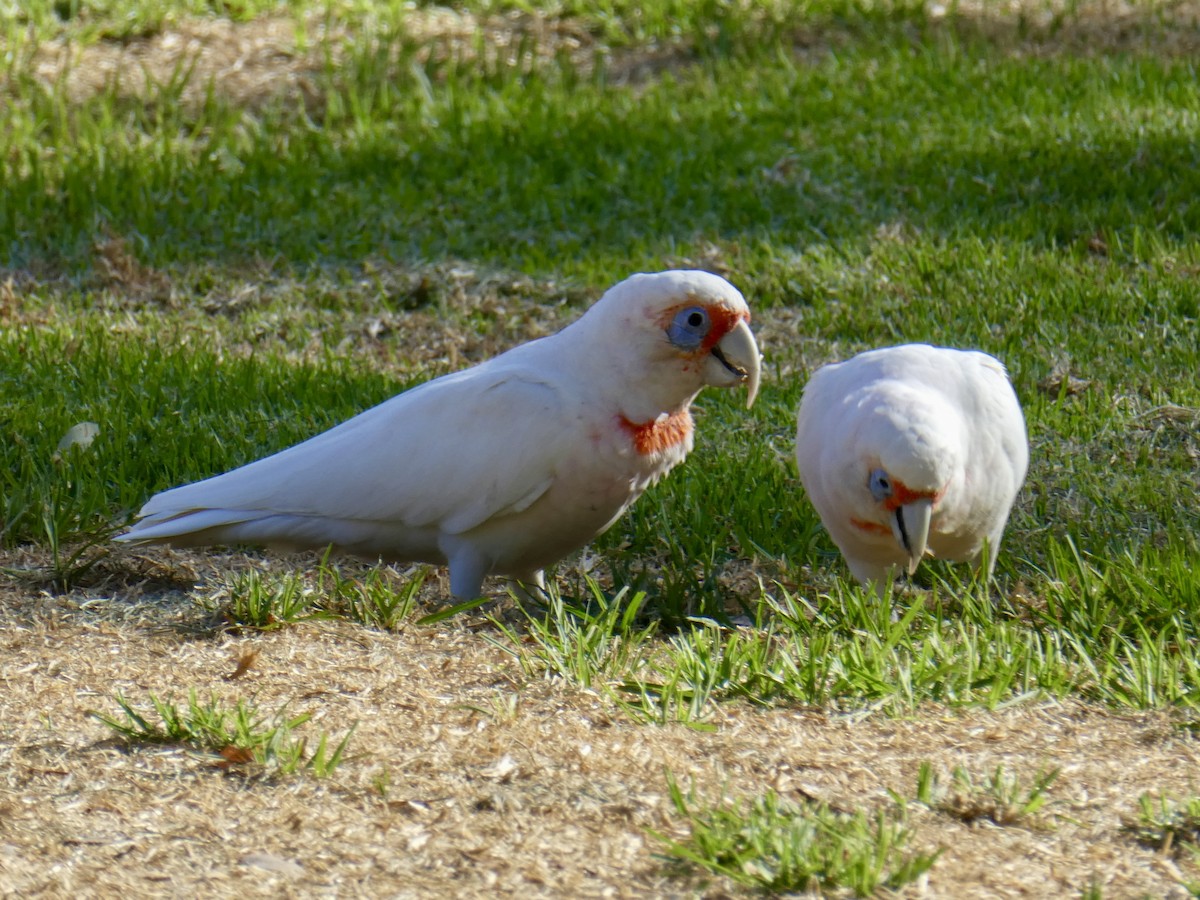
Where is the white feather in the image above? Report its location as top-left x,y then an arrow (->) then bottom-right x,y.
119,269 -> 762,599
795,343 -> 1028,590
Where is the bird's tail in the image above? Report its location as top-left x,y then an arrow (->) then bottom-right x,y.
115,508 -> 263,545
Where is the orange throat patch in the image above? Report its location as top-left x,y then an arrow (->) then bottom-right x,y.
620,410 -> 694,456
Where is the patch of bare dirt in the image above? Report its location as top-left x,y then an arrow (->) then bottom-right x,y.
24,13 -> 325,110
945,0 -> 1200,56
328,263 -> 591,373
0,258 -> 596,385
2,545 -> 1199,898
20,8 -> 601,114
193,261 -> 594,379
14,1 -> 1200,116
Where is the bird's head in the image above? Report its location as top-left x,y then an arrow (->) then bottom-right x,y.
846,393 -> 963,575
577,269 -> 761,420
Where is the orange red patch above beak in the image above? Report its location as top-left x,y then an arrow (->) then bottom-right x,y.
851,477 -> 945,535
881,479 -> 942,512
656,301 -> 750,354
699,304 -> 749,353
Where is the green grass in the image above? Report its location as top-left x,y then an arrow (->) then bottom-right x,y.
490,552 -> 1200,721
5,0 -> 290,37
1125,793 -> 1200,893
658,773 -> 940,895
1129,793 -> 1200,855
3,0 -> 1199,722
93,689 -> 356,778
6,3 -> 1200,281
489,579 -> 660,689
210,560 -> 428,630
0,323 -> 402,550
913,761 -> 1061,829
214,568 -> 325,629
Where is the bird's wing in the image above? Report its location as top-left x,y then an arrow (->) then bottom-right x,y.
962,351 -> 1030,484
794,363 -> 846,506
132,366 -> 575,537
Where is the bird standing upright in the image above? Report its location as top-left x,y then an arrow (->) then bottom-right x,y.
118,270 -> 761,599
794,343 -> 1027,591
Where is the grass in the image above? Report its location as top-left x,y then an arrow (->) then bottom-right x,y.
2,0 -> 1200,893
1126,793 -> 1200,894
658,773 -> 940,895
214,568 -> 324,629
210,559 -> 428,630
914,761 -> 1061,829
489,578 -> 659,690
487,550 -> 1200,724
0,0 -> 1195,713
1130,793 -> 1200,854
92,690 -> 355,778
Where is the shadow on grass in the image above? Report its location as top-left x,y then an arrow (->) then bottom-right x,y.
0,546 -> 219,638
2,2 -> 1199,273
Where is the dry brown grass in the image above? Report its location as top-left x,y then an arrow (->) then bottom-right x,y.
1,546 -> 1198,898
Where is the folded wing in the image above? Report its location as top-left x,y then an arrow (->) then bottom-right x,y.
121,367 -> 573,545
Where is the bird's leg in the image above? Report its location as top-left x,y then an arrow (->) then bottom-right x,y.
969,537 -> 1001,601
847,558 -> 894,595
973,537 -> 1000,579
507,570 -> 547,604
447,546 -> 491,601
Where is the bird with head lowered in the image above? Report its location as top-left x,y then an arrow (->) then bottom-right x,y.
795,343 -> 1027,592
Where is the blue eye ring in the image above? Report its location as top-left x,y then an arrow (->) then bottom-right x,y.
868,468 -> 892,502
667,306 -> 711,350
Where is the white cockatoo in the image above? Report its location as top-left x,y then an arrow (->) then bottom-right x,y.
118,270 -> 761,599
794,343 -> 1027,590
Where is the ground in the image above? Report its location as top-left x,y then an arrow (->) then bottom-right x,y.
1,547 -> 1197,897
3,1 -> 1200,896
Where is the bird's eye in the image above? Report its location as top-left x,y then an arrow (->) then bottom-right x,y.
667,306 -> 711,350
868,468 -> 892,502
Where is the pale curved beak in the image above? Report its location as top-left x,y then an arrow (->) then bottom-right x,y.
892,499 -> 933,576
707,319 -> 762,407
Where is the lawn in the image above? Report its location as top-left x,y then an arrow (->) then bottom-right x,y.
2,0 -> 1200,895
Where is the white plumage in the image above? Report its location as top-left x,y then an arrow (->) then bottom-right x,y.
118,270 -> 761,599
795,343 -> 1028,590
